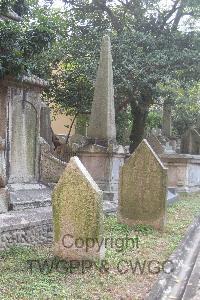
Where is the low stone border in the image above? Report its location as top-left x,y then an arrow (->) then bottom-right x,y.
146,215 -> 200,299
0,207 -> 53,249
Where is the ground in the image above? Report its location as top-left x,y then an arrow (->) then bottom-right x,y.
0,193 -> 200,300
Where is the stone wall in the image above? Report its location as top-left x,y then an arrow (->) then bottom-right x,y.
0,207 -> 52,249
40,138 -> 66,184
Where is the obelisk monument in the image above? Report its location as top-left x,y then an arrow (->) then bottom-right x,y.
87,35 -> 116,144
78,36 -> 125,210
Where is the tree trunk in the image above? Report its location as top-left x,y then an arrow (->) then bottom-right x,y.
129,100 -> 149,153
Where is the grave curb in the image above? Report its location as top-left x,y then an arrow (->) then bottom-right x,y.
146,214 -> 200,300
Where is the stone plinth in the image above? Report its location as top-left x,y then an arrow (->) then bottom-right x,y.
52,156 -> 104,260
118,139 -> 167,230
161,153 -> 200,192
78,144 -> 125,203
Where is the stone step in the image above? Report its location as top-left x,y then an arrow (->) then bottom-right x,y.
0,200 -> 117,249
103,201 -> 117,214
8,183 -> 52,211
0,206 -> 53,249
103,191 -> 114,202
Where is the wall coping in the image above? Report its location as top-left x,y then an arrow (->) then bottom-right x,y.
160,153 -> 200,164
0,75 -> 48,90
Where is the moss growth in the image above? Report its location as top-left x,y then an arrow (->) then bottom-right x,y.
0,193 -> 200,299
52,158 -> 103,249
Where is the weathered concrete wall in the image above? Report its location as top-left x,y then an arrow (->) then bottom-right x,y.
161,154 -> 200,192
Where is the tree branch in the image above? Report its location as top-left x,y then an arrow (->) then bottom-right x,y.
159,0 -> 181,30
171,1 -> 184,31
92,0 -> 123,31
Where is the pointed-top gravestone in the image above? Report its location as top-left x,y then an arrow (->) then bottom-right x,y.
87,35 -> 116,143
118,139 -> 167,230
52,156 -> 104,260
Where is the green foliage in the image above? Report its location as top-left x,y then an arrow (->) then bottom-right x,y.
75,113 -> 90,135
146,107 -> 162,130
0,1 -> 63,78
116,106 -> 132,145
50,0 -> 200,149
133,224 -> 154,235
0,0 -> 200,148
172,82 -> 200,136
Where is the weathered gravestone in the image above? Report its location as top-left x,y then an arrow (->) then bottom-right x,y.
181,128 -> 200,155
52,156 -> 104,260
162,101 -> 172,138
118,139 -> 167,230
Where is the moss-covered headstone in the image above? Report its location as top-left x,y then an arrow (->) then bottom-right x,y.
52,156 -> 104,260
118,139 -> 167,230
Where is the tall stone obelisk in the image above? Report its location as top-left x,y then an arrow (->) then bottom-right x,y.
87,35 -> 116,143
78,36 -> 125,211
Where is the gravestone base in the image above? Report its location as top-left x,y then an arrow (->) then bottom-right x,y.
8,183 -> 52,211
118,215 -> 165,231
78,143 -> 126,205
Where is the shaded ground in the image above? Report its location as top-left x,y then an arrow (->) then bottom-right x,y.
0,193 -> 200,300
